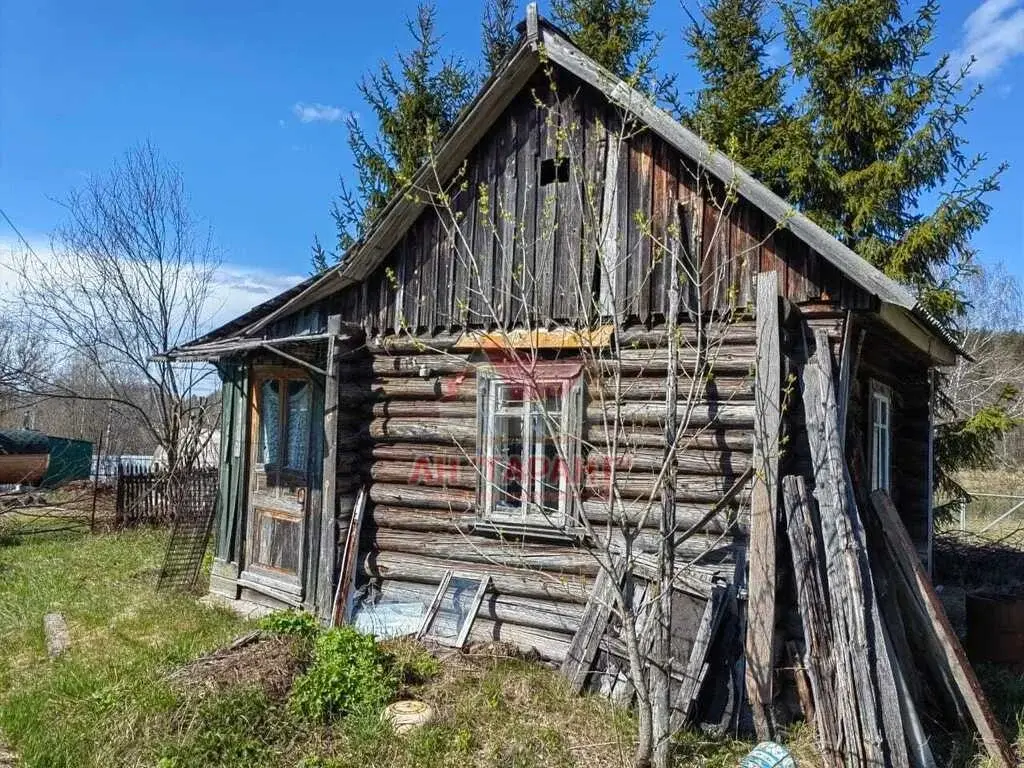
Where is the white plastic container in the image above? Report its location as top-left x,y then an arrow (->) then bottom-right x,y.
739,741 -> 796,768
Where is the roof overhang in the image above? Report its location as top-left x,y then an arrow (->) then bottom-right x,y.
878,303 -> 959,366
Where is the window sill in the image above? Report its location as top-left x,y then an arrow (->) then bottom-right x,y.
472,518 -> 584,543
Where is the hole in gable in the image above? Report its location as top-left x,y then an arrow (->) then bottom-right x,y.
540,157 -> 570,185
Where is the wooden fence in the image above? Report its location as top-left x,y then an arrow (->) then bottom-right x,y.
115,465 -> 218,527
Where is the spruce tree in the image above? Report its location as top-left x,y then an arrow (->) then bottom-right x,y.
685,0 -> 796,195
783,0 -> 1004,321
550,0 -> 658,82
781,0 -> 1010,493
482,0 -> 518,74
329,3 -> 472,259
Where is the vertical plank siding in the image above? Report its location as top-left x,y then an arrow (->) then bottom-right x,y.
317,71 -> 870,337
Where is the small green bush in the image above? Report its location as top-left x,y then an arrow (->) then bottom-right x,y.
290,626 -> 398,722
384,639 -> 441,687
257,609 -> 322,641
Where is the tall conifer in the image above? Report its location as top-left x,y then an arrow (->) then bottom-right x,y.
482,0 -> 518,74
329,3 -> 472,259
783,0 -> 1004,320
686,0 -> 796,194
551,0 -> 658,82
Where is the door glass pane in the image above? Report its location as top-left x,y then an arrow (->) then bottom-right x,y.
259,380 -> 281,466
285,380 -> 311,471
254,510 -> 301,574
423,576 -> 482,644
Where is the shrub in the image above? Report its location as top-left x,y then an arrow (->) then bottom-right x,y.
383,638 -> 441,687
257,610 -> 322,641
290,627 -> 398,722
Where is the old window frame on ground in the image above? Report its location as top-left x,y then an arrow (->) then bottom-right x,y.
417,572 -> 491,648
870,380 -> 892,493
476,362 -> 583,533
243,364 -> 315,594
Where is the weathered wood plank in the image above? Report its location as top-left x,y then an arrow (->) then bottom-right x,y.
871,490 -> 1014,768
369,482 -> 475,511
372,529 -> 597,575
586,426 -> 755,452
585,402 -> 755,427
554,85 -> 584,321
803,329 -> 908,767
580,97 -> 606,321
745,271 -> 781,739
468,619 -> 572,663
317,314 -> 342,619
630,130 -> 653,321
782,475 -> 844,768
561,556 -> 624,693
363,550 -> 593,603
332,485 -> 367,626
369,417 -> 477,445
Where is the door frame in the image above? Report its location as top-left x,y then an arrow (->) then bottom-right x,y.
239,363 -> 314,603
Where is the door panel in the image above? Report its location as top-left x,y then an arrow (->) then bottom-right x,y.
247,369 -> 311,584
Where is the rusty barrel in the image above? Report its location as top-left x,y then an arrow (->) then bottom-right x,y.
966,591 -> 1024,670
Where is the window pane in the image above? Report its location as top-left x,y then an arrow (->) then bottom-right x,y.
533,387 -> 564,513
493,414 -> 524,509
495,382 -> 526,412
285,380 -> 311,471
423,576 -> 482,643
259,380 -> 281,465
253,510 -> 301,574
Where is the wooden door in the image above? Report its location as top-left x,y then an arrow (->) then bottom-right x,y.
246,367 -> 313,586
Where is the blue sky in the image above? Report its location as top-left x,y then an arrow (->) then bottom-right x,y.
2,0 -> 1023,325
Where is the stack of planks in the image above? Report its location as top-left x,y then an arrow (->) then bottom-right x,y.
777,329 -> 1014,768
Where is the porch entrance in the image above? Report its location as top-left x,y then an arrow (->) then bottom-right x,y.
244,365 -> 313,599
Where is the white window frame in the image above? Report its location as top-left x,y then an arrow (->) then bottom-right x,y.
477,368 -> 583,532
417,572 -> 491,648
870,380 -> 892,493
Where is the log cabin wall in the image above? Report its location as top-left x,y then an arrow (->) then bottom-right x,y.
847,318 -> 932,546
354,322 -> 757,662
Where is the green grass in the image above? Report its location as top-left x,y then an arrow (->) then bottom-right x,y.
0,528 -> 793,768
6,528 -> 1019,767
0,529 -> 246,767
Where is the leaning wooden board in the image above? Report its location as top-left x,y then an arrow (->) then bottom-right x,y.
870,490 -> 1014,768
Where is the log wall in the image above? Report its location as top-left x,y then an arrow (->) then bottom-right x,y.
353,322 -> 756,661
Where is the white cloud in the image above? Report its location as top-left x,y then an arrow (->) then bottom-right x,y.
205,264 -> 305,329
292,102 -> 347,124
957,0 -> 1024,78
0,238 -> 304,336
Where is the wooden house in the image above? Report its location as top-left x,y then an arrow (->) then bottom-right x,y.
163,5 -> 960,731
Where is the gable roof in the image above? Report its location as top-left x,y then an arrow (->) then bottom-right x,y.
169,4 -> 960,364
